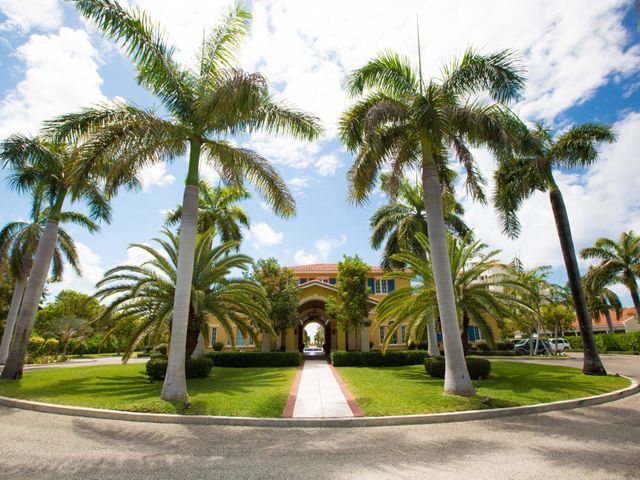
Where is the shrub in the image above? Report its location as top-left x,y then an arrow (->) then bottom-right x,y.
149,352 -> 167,360
565,333 -> 640,353
156,343 -> 168,355
145,357 -> 214,382
417,341 -> 429,351
330,350 -> 426,367
471,341 -> 490,352
205,351 -> 302,367
496,341 -> 515,351
424,356 -> 492,380
212,341 -> 224,352
407,340 -> 416,350
43,338 -> 59,355
468,350 -> 517,357
27,336 -> 45,356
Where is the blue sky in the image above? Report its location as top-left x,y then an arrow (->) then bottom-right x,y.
0,0 -> 639,305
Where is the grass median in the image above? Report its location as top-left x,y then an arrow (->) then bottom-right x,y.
0,363 -> 297,417
336,361 -> 630,416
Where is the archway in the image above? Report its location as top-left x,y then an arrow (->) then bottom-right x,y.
297,300 -> 333,355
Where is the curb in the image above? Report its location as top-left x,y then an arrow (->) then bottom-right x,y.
0,377 -> 636,428
282,360 -> 304,418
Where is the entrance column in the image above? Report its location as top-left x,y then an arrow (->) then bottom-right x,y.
360,325 -> 370,352
262,332 -> 271,352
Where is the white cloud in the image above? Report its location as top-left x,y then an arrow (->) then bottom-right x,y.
0,0 -> 62,32
139,163 -> 175,192
315,154 -> 343,176
48,242 -> 104,299
294,235 -> 347,265
287,176 -> 311,195
0,27 -> 104,138
246,222 -> 284,249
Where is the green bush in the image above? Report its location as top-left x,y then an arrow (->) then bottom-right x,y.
27,336 -> 46,356
156,343 -> 168,355
205,351 -> 302,367
496,341 -> 515,351
407,340 -> 416,350
417,341 -> 429,351
468,350 -> 517,356
43,338 -> 59,355
84,334 -> 119,354
212,341 -> 224,352
470,341 -> 490,352
566,336 -> 583,350
424,356 -> 492,380
330,350 -> 427,367
565,333 -> 640,353
145,357 -> 213,382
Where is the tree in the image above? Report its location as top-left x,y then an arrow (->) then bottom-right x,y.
0,190 -> 97,364
580,231 -> 640,319
376,233 -> 526,354
493,122 -> 615,375
583,268 -> 623,334
325,255 -> 373,350
0,134 -> 115,380
339,48 -> 525,395
45,316 -> 93,355
165,180 -> 250,244
251,258 -> 300,350
541,284 -> 575,354
64,1 -> 321,400
313,327 -> 325,347
95,229 -> 272,362
34,290 -> 104,337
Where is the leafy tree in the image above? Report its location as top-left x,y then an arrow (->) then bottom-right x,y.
34,290 -> 104,337
580,231 -> 640,319
493,122 -> 615,375
95,229 -> 272,362
339,48 -> 524,395
325,255 -> 372,349
251,258 -> 300,348
64,1 -> 321,400
313,326 -> 325,347
0,133 -> 118,380
541,284 -> 575,354
583,267 -> 623,334
45,316 -> 93,355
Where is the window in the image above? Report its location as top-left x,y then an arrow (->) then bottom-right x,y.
400,324 -> 406,344
374,278 -> 388,294
390,329 -> 398,345
249,335 -> 255,346
236,330 -> 245,346
379,325 -> 385,345
210,327 -> 218,346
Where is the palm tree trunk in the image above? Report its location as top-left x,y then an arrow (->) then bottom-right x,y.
0,220 -> 61,379
421,153 -> 473,396
549,187 -> 606,375
0,255 -> 32,364
161,141 -> 201,400
461,312 -> 470,356
603,309 -> 615,334
628,281 -> 640,321
426,313 -> 441,358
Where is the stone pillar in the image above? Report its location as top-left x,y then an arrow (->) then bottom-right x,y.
191,333 -> 206,359
262,332 -> 271,352
347,330 -> 356,351
276,333 -> 282,351
360,325 -> 370,352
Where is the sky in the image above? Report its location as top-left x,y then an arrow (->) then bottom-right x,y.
0,0 -> 639,305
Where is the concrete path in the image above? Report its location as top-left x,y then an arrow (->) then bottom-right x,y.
1,356 -> 146,373
292,359 -> 353,418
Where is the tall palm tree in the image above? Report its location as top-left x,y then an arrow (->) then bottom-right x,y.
340,48 -> 525,395
0,190 -> 97,364
0,134 -> 115,379
94,229 -> 271,362
165,180 -> 249,243
580,231 -> 640,319
59,1 -> 321,400
493,122 -> 615,375
583,268 -> 622,335
376,233 -> 527,354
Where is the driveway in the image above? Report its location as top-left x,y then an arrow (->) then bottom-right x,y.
1,354 -> 638,480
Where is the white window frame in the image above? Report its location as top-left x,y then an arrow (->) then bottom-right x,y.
379,325 -> 385,345
374,278 -> 388,294
400,324 -> 406,344
210,326 -> 218,346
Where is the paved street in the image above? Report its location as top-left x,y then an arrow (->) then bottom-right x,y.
1,354 -> 639,480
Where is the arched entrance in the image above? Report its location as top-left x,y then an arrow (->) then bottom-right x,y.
297,300 -> 333,355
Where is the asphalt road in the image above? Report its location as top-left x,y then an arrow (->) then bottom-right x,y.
1,354 -> 639,480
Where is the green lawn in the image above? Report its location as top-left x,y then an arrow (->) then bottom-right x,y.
0,363 -> 297,417
337,361 -> 630,416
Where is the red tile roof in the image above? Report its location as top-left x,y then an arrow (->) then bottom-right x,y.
570,307 -> 637,329
290,263 -> 383,273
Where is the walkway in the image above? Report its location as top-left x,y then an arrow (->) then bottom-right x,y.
291,359 -> 355,418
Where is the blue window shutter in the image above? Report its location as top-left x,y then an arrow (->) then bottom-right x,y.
367,278 -> 375,293
300,278 -> 307,284
329,278 -> 336,285
468,326 -> 476,342
387,279 -> 395,292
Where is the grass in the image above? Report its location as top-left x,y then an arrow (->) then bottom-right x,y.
0,363 -> 297,417
336,361 -> 630,416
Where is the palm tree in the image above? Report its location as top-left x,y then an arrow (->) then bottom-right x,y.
165,180 -> 249,243
580,231 -> 640,319
0,190 -> 97,364
94,229 -> 271,362
59,1 -> 321,400
583,267 -> 623,335
376,233 -> 527,355
46,316 -> 93,356
339,48 -> 525,395
493,123 -> 615,375
0,134 -> 115,380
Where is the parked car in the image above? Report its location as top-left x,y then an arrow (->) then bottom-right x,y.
514,338 -> 553,355
548,338 -> 570,353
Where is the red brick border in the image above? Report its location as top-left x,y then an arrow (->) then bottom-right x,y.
282,360 -> 304,418
329,363 -> 364,417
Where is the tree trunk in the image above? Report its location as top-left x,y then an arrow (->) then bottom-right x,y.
185,312 -> 201,360
549,188 -> 606,375
461,312 -> 470,356
161,180 -> 199,400
1,220 -> 60,379
426,313 -> 441,358
422,158 -> 473,396
555,319 -> 559,356
603,309 -> 615,334
628,281 -> 640,321
0,254 -> 33,364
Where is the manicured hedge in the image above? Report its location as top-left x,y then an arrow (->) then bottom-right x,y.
145,357 -> 213,382
330,350 -> 427,367
205,351 -> 302,367
424,356 -> 492,380
468,350 -> 518,357
566,332 -> 640,353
